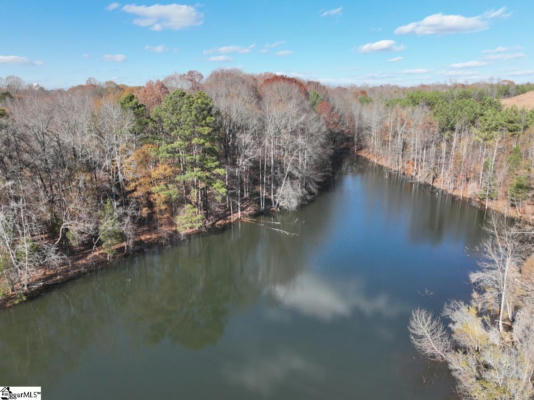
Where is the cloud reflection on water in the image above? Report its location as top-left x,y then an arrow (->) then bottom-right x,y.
270,272 -> 406,321
223,350 -> 324,396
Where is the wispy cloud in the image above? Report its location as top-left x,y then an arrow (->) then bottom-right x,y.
320,7 -> 342,17
121,3 -> 203,31
358,40 -> 404,53
450,60 -> 488,68
103,54 -> 127,62
82,53 -> 90,59
276,50 -> 294,56
403,68 -> 430,74
387,56 -> 403,63
440,70 -> 484,82
208,55 -> 232,62
144,44 -> 167,53
260,41 -> 286,53
482,7 -> 511,19
395,6 -> 510,35
507,69 -> 534,77
482,46 -> 510,54
483,52 -> 525,61
203,44 -> 255,55
106,2 -> 120,11
441,69 -> 481,77
0,55 -> 43,65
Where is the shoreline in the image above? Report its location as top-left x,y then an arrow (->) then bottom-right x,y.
0,205 -> 259,310
355,149 -> 534,224
1,151 -> 531,311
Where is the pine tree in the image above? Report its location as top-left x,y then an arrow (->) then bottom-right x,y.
151,90 -> 226,221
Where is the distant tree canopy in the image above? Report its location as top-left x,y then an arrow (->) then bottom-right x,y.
387,88 -> 534,136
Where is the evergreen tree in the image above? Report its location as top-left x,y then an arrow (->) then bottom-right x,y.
151,90 -> 226,220
98,200 -> 123,260
120,93 -> 149,136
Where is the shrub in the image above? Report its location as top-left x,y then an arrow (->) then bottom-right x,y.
175,204 -> 204,232
98,200 -> 123,259
509,175 -> 530,206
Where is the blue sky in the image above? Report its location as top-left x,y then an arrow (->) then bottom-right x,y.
1,0 -> 533,88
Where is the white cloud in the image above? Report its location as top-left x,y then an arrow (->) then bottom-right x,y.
358,40 -> 403,53
144,44 -> 167,53
507,70 -> 534,77
261,41 -> 286,53
203,44 -> 255,55
395,7 -> 509,35
403,69 -> 430,74
103,54 -> 127,62
450,60 -> 488,68
276,50 -> 293,56
106,2 -> 120,11
320,7 -> 342,17
482,7 -> 511,19
208,55 -> 232,62
482,46 -> 509,54
121,3 -> 203,31
483,52 -> 525,61
266,41 -> 285,49
387,56 -> 403,62
0,55 -> 42,65
441,69 -> 480,77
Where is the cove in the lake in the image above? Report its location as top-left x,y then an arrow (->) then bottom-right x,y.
0,159 -> 489,399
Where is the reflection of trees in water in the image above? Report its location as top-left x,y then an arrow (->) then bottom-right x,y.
0,214 -> 329,384
123,209 -> 335,349
355,159 -> 487,248
0,272 -> 129,386
0,158 -> 483,391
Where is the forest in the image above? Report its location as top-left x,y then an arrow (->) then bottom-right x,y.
1,71 -> 534,398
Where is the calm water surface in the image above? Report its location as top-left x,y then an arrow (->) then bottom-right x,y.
0,159 -> 489,399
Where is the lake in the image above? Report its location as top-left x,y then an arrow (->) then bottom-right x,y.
0,158 -> 488,399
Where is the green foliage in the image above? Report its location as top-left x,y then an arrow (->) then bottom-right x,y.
434,97 -> 481,133
15,241 -> 39,264
0,252 -> 10,276
358,95 -> 373,105
507,146 -> 522,171
496,83 -> 534,98
120,93 -> 149,135
151,90 -> 226,211
65,230 -> 79,247
387,88 -> 534,137
309,90 -> 322,109
386,90 -> 447,108
509,175 -> 530,205
480,158 -> 497,201
175,204 -> 204,232
98,200 -> 123,259
0,108 -> 6,118
0,91 -> 12,102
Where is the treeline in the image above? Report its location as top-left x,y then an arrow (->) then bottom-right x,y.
358,86 -> 534,217
2,72 -> 534,298
0,70 -> 356,296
